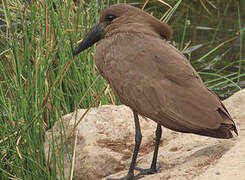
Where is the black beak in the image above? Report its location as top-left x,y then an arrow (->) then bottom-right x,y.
73,23 -> 104,56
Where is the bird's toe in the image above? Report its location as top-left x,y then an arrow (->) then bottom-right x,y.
135,163 -> 160,176
107,174 -> 135,180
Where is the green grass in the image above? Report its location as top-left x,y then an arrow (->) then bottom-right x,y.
0,0 -> 112,179
0,0 -> 244,179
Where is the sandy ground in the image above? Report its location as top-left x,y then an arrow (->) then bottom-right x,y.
106,128 -> 244,180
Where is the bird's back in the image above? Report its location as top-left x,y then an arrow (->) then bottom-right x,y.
95,26 -> 237,140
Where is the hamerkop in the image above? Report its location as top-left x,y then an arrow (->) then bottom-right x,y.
73,4 -> 238,180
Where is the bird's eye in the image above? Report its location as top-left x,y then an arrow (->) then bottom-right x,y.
105,14 -> 117,22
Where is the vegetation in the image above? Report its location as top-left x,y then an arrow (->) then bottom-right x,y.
0,0 -> 244,179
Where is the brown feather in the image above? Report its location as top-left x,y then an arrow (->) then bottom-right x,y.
95,4 -> 237,139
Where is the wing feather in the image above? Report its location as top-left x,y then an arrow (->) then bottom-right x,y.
95,33 -> 236,134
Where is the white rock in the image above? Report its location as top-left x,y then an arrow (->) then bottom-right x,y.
44,89 -> 245,180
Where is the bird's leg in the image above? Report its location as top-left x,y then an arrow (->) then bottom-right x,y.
135,123 -> 162,176
107,110 -> 142,180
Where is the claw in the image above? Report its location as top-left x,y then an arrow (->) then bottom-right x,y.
107,173 -> 136,180
135,163 -> 161,176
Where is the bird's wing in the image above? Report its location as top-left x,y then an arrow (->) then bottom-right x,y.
96,34 -> 235,132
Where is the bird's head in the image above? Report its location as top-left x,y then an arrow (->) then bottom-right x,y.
73,4 -> 173,56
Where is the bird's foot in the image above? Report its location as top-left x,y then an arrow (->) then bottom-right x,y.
106,164 -> 160,180
135,163 -> 160,176
107,173 -> 142,180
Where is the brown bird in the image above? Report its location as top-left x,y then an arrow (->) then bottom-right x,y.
73,4 -> 238,180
